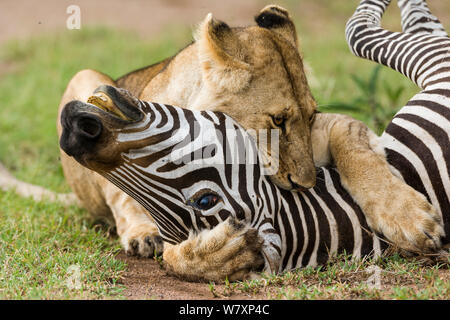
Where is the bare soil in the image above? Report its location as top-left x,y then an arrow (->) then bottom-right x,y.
116,252 -> 266,300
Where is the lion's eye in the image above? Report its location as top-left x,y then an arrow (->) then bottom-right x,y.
272,115 -> 286,128
190,193 -> 221,210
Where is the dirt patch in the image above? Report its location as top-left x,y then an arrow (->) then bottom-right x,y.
117,252 -> 266,300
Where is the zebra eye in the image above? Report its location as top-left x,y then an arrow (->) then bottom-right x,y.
192,193 -> 221,210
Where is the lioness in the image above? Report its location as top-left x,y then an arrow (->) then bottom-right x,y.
57,5 -> 443,262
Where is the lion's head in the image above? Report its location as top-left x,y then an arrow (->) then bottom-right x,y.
191,5 -> 317,190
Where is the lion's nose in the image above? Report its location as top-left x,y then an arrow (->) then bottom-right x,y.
288,173 -> 316,191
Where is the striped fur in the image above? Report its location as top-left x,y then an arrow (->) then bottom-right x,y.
102,101 -> 386,272
346,0 -> 449,242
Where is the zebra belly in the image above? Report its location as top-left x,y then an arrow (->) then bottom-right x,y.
276,168 -> 387,271
381,90 -> 450,243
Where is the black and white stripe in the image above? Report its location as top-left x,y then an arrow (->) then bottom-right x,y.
102,100 -> 386,272
346,0 -> 449,242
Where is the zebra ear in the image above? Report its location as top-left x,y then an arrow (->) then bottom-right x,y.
255,5 -> 298,49
195,13 -> 252,93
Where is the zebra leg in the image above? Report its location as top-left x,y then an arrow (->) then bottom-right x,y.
348,0 -> 450,242
346,0 -> 449,89
312,113 -> 444,252
57,69 -> 163,257
163,217 -> 264,282
398,0 -> 448,37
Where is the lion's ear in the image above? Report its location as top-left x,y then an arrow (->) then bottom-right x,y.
255,5 -> 298,49
195,13 -> 251,93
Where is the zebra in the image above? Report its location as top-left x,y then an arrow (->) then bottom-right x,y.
60,85 -> 390,274
59,0 -> 449,277
346,0 -> 450,242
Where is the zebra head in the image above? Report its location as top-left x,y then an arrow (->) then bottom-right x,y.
60,85 -> 282,269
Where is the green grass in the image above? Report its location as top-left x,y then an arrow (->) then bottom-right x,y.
294,12 -> 420,134
213,253 -> 450,300
0,191 -> 127,299
0,27 -> 190,299
0,26 -> 190,192
0,4 -> 448,298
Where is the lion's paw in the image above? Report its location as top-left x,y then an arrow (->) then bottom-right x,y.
366,184 -> 444,253
163,217 -> 264,282
121,223 -> 164,258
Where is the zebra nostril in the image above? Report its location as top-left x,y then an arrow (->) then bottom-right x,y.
75,116 -> 102,139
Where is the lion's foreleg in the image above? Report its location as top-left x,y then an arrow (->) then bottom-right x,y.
311,113 -> 444,253
100,181 -> 164,257
57,69 -> 163,257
